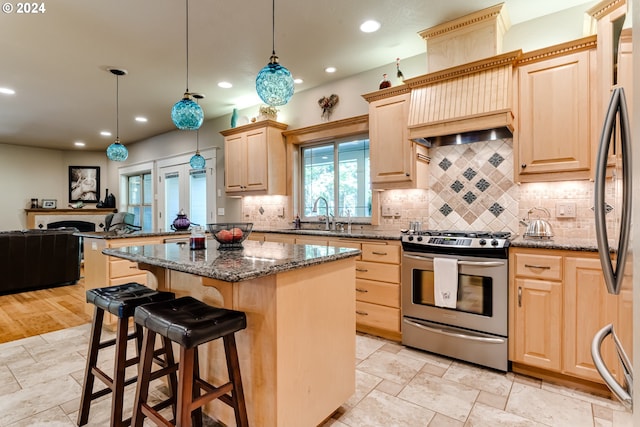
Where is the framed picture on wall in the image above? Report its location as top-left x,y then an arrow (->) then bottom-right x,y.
42,199 -> 57,209
69,166 -> 100,203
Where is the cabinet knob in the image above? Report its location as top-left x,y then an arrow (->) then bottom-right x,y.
521,163 -> 527,169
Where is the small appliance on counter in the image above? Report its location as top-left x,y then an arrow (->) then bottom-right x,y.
521,207 -> 554,240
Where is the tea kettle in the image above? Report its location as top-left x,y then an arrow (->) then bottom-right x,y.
521,207 -> 554,239
171,209 -> 191,231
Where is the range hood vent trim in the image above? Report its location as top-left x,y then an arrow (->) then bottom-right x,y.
406,50 -> 520,143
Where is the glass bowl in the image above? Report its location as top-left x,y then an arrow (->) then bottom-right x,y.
207,223 -> 253,249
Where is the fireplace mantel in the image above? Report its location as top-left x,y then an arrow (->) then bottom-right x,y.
25,208 -> 117,230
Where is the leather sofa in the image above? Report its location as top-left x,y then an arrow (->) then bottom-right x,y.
0,228 -> 81,294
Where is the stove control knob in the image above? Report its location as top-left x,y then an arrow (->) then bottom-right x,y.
417,236 -> 423,242
491,239 -> 499,246
407,236 -> 414,241
479,239 -> 487,246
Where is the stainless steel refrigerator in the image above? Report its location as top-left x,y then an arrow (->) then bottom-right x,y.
591,86 -> 633,410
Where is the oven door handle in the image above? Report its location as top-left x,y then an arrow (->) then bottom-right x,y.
403,318 -> 506,344
403,254 -> 504,268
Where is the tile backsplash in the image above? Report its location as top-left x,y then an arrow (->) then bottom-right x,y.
242,138 -> 599,238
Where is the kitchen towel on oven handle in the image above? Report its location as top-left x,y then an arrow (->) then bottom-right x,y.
434,257 -> 458,308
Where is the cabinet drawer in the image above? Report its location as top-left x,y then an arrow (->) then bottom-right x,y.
355,261 -> 400,283
361,243 -> 400,264
295,237 -> 328,246
356,301 -> 400,332
108,238 -> 163,248
328,239 -> 362,260
514,253 -> 562,280
355,279 -> 399,308
109,273 -> 149,287
110,259 -> 143,279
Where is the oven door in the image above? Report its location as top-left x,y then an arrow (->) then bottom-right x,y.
402,251 -> 508,337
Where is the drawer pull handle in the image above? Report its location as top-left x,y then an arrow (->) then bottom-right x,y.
356,268 -> 368,272
524,264 -> 551,270
129,266 -> 138,269
371,251 -> 388,256
518,287 -> 522,307
356,310 -> 368,316
355,288 -> 368,293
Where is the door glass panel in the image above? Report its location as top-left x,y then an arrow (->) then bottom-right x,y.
164,172 -> 180,230
189,169 -> 207,227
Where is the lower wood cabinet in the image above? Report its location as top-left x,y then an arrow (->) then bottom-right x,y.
510,247 -> 631,387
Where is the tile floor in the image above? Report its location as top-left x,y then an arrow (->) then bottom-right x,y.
0,324 -> 633,427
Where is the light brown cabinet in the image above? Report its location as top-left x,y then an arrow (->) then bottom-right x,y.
510,247 -> 631,387
363,89 -> 428,190
515,38 -> 596,182
220,120 -> 288,195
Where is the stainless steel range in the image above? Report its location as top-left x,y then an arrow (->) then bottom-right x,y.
401,230 -> 510,371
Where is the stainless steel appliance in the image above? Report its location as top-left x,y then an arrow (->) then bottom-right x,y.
401,230 -> 510,371
591,86 -> 633,410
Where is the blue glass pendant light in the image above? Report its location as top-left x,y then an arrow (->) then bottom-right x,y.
255,0 -> 294,106
172,0 -> 203,130
189,93 -> 206,169
106,68 -> 129,162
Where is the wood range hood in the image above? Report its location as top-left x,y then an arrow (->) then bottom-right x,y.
406,3 -> 521,147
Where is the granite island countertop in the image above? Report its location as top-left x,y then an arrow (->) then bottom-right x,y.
103,239 -> 361,282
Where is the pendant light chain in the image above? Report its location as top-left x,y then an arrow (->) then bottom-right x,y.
185,0 -> 190,92
115,74 -> 119,141
271,0 -> 275,55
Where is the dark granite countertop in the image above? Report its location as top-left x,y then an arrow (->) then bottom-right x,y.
252,228 -> 400,241
510,236 -> 602,252
103,240 -> 361,282
75,230 -> 191,239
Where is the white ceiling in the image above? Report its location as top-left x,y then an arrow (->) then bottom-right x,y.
0,0 -> 594,151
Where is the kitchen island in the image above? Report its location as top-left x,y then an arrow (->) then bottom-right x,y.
103,239 -> 360,427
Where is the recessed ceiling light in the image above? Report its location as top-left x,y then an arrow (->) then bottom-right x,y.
360,20 -> 380,33
218,81 -> 232,89
74,141 -> 85,147
100,131 -> 112,137
294,78 -> 303,84
135,116 -> 148,122
0,87 -> 15,95
325,67 -> 336,73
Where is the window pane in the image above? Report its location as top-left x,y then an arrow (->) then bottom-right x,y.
142,173 -> 152,204
164,173 -> 180,230
338,139 -> 370,217
142,206 -> 152,232
128,176 -> 141,205
302,145 -> 335,217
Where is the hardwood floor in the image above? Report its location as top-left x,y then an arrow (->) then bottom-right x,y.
0,277 -> 90,344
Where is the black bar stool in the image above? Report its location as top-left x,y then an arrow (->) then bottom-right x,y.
78,282 -> 177,427
131,296 -> 249,427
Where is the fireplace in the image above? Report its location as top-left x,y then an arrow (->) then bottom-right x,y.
47,220 -> 96,232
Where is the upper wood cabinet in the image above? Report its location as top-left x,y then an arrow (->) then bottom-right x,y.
362,88 -> 428,190
220,120 -> 288,195
515,37 -> 597,182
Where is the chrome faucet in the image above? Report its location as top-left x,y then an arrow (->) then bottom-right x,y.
312,196 -> 330,230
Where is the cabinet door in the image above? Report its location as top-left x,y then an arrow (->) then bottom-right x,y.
517,50 -> 592,179
224,133 -> 246,192
564,256 -> 618,382
369,94 -> 412,184
513,278 -> 562,371
244,128 -> 268,191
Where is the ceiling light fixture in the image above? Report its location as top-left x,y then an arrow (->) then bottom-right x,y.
189,93 -> 206,169
294,78 -> 303,84
171,0 -> 203,130
135,116 -> 148,122
255,0 -> 294,106
360,20 -> 380,33
74,141 -> 85,147
218,81 -> 232,89
325,67 -> 336,73
0,87 -> 15,95
100,131 -> 112,137
106,68 -> 129,162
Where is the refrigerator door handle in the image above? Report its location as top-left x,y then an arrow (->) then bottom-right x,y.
594,87 -> 632,295
591,323 -> 633,410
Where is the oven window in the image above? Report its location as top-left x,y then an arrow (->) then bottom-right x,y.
412,270 -> 493,316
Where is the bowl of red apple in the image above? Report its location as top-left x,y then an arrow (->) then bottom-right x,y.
207,223 -> 253,249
